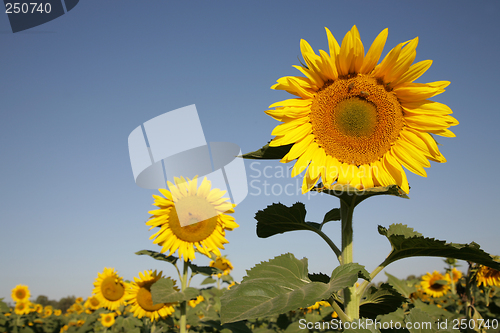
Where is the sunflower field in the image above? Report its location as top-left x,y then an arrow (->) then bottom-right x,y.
4,25 -> 500,333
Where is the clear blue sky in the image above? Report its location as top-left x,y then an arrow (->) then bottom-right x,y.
1,1 -> 499,304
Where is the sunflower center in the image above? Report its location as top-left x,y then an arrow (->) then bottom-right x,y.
16,290 -> 26,299
169,196 -> 219,243
310,75 -> 404,165
100,277 -> 125,301
137,285 -> 165,312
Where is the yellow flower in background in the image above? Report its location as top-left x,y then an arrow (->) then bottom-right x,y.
43,306 -> 53,317
33,303 -> 43,314
54,309 -> 62,316
210,256 -> 234,278
84,296 -> 101,311
188,295 -> 205,308
126,270 -> 176,321
11,285 -> 30,303
99,313 -> 116,328
147,176 -> 239,262
476,265 -> 500,287
14,301 -> 31,315
92,268 -> 128,311
446,268 -> 462,284
420,271 -> 450,297
75,297 -> 83,303
266,26 -> 457,194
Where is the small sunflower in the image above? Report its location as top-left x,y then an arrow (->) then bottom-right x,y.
446,268 -> 462,284
476,265 -> 500,287
92,268 -> 128,311
126,270 -> 177,321
43,306 -> 53,317
33,303 -> 43,314
14,301 -> 31,315
210,256 -> 234,278
147,176 -> 239,262
266,26 -> 457,194
188,295 -> 204,308
99,313 -> 116,328
54,309 -> 62,316
84,296 -> 101,311
11,285 -> 30,303
420,271 -> 450,297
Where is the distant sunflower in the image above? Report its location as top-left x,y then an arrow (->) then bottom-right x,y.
421,271 -> 450,297
147,176 -> 239,262
476,265 -> 500,287
14,301 -> 31,315
266,26 -> 457,194
126,270 -> 176,321
210,256 -> 234,278
84,296 -> 101,311
100,313 -> 115,328
11,285 -> 30,303
446,268 -> 462,284
43,306 -> 53,317
92,268 -> 128,311
188,295 -> 204,308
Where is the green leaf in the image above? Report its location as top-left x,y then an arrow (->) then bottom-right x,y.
308,273 -> 330,284
0,299 -> 9,313
256,202 -> 319,238
201,277 -> 217,285
385,272 -> 416,299
189,263 -> 220,276
314,184 -> 409,207
412,300 -> 453,320
405,308 -> 436,333
135,250 -> 178,265
331,262 -> 371,282
220,253 -> 365,324
241,142 -> 293,160
322,208 -> 341,224
343,319 -> 383,333
151,278 -> 199,304
359,283 -> 406,319
379,224 -> 500,270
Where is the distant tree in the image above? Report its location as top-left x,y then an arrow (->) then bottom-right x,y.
57,296 -> 76,313
34,295 -> 50,306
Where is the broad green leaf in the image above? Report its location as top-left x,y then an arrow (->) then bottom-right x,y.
377,307 -> 405,323
379,224 -> 500,270
135,250 -> 178,265
201,277 -> 217,285
201,320 -> 253,333
331,263 -> 371,282
220,253 -> 365,324
322,208 -> 340,225
151,278 -> 199,304
308,273 -> 330,284
255,202 -> 319,238
0,299 -> 8,313
385,272 -> 416,299
359,284 -> 406,319
241,142 -> 293,160
343,319 -> 383,333
189,262 -> 220,276
412,300 -> 453,320
313,184 -> 409,206
405,308 -> 436,333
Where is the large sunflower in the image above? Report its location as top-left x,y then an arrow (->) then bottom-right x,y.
147,176 -> 239,262
267,26 -> 458,194
11,285 -> 30,303
420,271 -> 450,298
126,270 -> 176,321
92,268 -> 128,311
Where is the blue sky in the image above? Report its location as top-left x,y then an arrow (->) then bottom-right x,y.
1,1 -> 499,304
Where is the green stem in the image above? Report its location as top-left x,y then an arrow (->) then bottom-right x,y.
180,260 -> 189,333
328,296 -> 351,322
314,228 -> 342,264
340,198 -> 358,320
357,261 -> 387,297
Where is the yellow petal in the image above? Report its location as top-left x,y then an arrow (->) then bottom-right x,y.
282,134 -> 314,162
391,60 -> 432,88
391,145 -> 427,177
360,28 -> 388,74
383,153 -> 409,194
385,37 -> 418,84
269,122 -> 312,146
291,141 -> 318,177
271,116 -> 309,136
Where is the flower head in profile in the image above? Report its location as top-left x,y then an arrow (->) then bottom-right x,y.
92,268 -> 128,311
266,26 -> 457,194
420,271 -> 450,297
11,285 -> 30,303
147,176 -> 238,262
210,256 -> 234,278
126,270 -> 176,321
476,265 -> 500,287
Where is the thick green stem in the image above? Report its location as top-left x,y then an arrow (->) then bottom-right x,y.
340,198 -> 358,320
180,260 -> 189,333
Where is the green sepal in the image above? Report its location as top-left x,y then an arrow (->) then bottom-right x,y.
359,283 -> 406,319
255,202 -> 321,237
240,142 -> 293,160
379,224 -> 500,270
220,253 -> 367,324
150,278 -> 199,304
314,183 -> 409,207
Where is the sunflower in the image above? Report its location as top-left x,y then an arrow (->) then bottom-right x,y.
188,295 -> 204,308
266,26 -> 457,194
92,268 -> 128,311
147,176 -> 239,262
11,285 -> 30,303
43,306 -> 53,317
99,313 -> 115,328
14,301 -> 31,315
84,296 -> 101,311
446,268 -> 462,284
210,256 -> 234,278
420,271 -> 450,297
476,265 -> 500,287
126,270 -> 176,321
